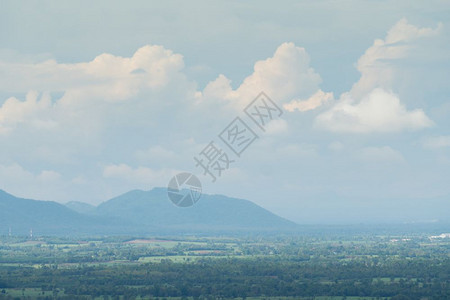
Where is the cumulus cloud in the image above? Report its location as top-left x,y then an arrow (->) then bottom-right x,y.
199,42 -> 322,109
351,18 -> 442,99
0,44 -> 190,135
314,19 -> 439,133
0,44 -> 198,171
2,43 -> 323,200
284,90 -> 333,112
316,88 -> 433,133
0,45 -> 185,97
0,91 -> 55,134
0,27 -> 443,204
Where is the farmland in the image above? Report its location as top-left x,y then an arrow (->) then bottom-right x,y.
0,233 -> 448,299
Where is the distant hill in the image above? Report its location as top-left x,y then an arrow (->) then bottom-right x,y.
0,190 -> 115,235
0,188 -> 298,235
95,188 -> 297,232
65,201 -> 96,215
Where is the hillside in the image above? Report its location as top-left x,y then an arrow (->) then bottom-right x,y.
0,188 -> 298,235
95,188 -> 297,232
0,190 -> 112,235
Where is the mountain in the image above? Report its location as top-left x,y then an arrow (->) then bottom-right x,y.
65,201 -> 96,214
0,190 -> 117,235
0,188 -> 298,235
95,188 -> 297,233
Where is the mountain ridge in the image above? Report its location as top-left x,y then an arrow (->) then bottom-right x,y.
0,188 -> 298,235
96,188 -> 297,229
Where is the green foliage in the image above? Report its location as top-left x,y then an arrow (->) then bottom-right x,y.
0,234 -> 448,299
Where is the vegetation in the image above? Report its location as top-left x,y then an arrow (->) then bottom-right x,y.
0,233 -> 448,299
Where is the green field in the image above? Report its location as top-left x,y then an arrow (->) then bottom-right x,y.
0,234 -> 448,299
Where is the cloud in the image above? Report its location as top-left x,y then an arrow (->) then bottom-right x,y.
199,42 -> 322,109
422,135 -> 450,149
37,170 -> 62,183
0,91 -> 56,134
0,163 -> 64,200
2,42 -> 320,201
314,19 -> 439,133
0,44 -> 190,136
0,45 -> 198,169
0,23 -> 446,210
103,163 -> 178,186
284,89 -> 333,112
135,145 -> 177,164
358,146 -> 405,164
351,18 -> 442,99
0,45 -> 185,97
1,50 -> 186,125
315,88 -> 433,133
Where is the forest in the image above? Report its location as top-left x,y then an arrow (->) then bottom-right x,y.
0,233 -> 448,299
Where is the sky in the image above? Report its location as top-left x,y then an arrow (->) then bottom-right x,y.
0,0 -> 450,223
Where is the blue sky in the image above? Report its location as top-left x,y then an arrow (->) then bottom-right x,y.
0,1 -> 449,223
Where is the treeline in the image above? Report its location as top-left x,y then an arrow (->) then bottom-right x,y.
0,257 -> 448,299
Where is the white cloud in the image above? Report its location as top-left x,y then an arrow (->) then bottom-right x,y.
0,91 -> 56,134
351,18 -> 441,99
0,45 -> 185,97
422,135 -> 450,149
0,44 -> 196,168
316,88 -> 433,133
103,163 -> 178,186
0,164 -> 65,200
37,170 -> 62,183
0,164 -> 36,184
284,90 -> 333,112
2,43 -> 320,200
0,45 -> 189,136
199,42 -> 322,109
0,24 -> 446,209
135,145 -> 177,163
315,19 -> 439,133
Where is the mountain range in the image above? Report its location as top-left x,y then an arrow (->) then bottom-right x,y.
0,188 -> 298,236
